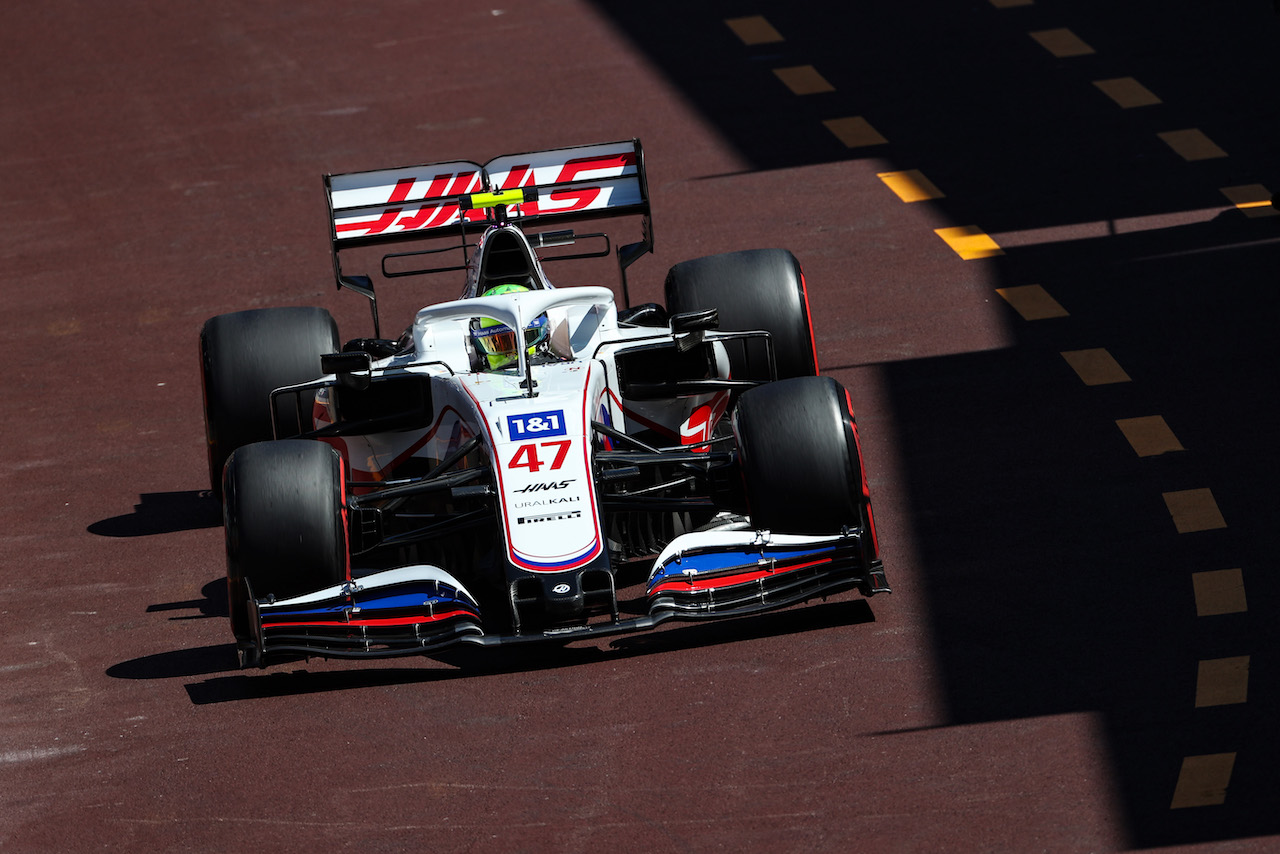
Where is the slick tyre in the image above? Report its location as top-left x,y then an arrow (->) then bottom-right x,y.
200,306 -> 340,497
223,440 -> 349,644
733,375 -> 873,536
664,248 -> 818,381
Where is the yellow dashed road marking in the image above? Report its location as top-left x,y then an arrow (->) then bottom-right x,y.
1171,753 -> 1235,808
1115,415 -> 1184,456
996,285 -> 1068,320
774,65 -> 834,95
1060,348 -> 1130,385
935,226 -> 1003,260
1159,129 -> 1228,161
1030,28 -> 1095,57
823,116 -> 888,148
1220,184 -> 1277,218
1195,656 -> 1250,707
1193,569 -> 1247,616
1093,77 -> 1162,108
725,15 -> 783,45
877,170 -> 945,203
1163,488 -> 1227,533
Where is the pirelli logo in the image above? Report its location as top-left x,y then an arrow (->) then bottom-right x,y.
517,510 -> 582,525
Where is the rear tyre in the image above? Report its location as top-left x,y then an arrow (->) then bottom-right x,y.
223,440 -> 349,644
664,248 -> 818,380
200,306 -> 340,497
733,375 -> 873,537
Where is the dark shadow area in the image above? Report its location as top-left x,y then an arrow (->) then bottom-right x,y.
592,0 -> 1279,227
88,490 -> 220,537
107,644 -> 237,680
883,213 -> 1279,847
146,579 -> 228,620
587,0 -> 1280,846
107,581 -> 233,678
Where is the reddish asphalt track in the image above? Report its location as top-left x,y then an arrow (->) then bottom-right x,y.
3,2 -> 1278,851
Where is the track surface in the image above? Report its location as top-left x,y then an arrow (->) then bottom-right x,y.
3,1 -> 1278,851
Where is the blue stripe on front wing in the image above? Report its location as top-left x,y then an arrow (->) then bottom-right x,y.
647,546 -> 839,588
263,588 -> 475,619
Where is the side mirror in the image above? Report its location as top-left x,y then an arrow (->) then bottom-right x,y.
669,308 -> 718,333
321,351 -> 372,390
669,309 -> 719,353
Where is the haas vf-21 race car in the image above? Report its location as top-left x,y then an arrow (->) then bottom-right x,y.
199,139 -> 888,667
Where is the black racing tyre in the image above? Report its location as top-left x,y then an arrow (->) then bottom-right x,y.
664,248 -> 818,381
733,375 -> 874,537
223,440 -> 348,643
200,306 -> 340,497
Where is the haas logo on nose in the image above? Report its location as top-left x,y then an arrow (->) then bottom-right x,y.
513,480 -> 575,493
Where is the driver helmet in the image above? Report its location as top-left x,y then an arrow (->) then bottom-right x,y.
470,284 -> 549,370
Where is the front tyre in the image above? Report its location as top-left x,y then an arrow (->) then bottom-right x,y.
733,375 -> 876,543
223,440 -> 349,646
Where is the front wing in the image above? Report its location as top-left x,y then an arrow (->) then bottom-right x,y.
239,530 -> 888,667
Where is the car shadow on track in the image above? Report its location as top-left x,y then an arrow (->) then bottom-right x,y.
107,596 -> 875,704
87,490 -> 221,537
145,578 -> 228,621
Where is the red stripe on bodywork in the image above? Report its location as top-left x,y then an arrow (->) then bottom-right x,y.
378,405 -> 473,479
262,609 -> 476,629
649,557 -> 832,595
604,387 -> 679,440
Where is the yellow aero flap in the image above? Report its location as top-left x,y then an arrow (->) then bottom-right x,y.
461,187 -> 538,210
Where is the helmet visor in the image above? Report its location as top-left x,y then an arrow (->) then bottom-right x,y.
471,321 -> 547,369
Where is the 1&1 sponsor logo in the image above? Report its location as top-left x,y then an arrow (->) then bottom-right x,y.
507,410 -> 567,440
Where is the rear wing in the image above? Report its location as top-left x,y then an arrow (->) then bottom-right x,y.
324,140 -> 652,332
325,139 -> 649,247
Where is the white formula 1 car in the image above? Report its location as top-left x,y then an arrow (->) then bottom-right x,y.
199,139 -> 888,667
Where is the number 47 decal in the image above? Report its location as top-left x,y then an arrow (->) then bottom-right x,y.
508,440 -> 572,472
